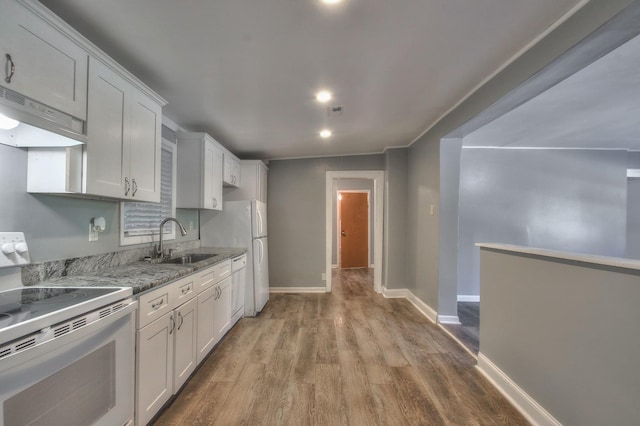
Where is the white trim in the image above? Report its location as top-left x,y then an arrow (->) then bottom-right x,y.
331,264 -> 338,269
269,287 -> 327,293
382,288 -> 410,299
405,291 -> 438,324
438,315 -> 461,325
383,288 -> 437,323
437,324 -> 478,359
458,295 -> 480,302
477,353 -> 562,426
326,171 -> 384,294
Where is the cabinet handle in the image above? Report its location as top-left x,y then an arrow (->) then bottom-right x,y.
132,178 -> 138,196
151,298 -> 164,309
124,177 -> 130,196
177,312 -> 184,330
181,286 -> 190,295
5,54 -> 15,84
169,315 -> 176,335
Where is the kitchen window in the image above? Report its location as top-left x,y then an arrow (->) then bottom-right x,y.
120,137 -> 177,246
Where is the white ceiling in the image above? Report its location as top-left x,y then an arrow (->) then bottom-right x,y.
40,0 -> 584,159
464,32 -> 640,149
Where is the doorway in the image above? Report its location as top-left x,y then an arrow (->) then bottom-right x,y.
325,171 -> 384,293
337,191 -> 370,268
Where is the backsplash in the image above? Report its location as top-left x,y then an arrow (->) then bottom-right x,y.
21,240 -> 201,286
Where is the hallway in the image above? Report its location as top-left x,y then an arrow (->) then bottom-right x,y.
154,269 -> 527,425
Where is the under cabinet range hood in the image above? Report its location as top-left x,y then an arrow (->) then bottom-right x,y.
0,86 -> 86,147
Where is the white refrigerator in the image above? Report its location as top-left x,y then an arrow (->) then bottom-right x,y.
200,200 -> 269,316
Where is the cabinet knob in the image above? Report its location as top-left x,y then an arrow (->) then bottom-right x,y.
5,54 -> 15,84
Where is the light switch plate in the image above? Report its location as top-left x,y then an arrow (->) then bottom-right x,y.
0,232 -> 31,268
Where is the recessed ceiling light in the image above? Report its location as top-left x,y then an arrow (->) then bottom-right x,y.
322,0 -> 343,4
320,129 -> 332,138
316,90 -> 332,103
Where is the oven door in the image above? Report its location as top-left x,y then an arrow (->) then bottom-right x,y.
0,301 -> 137,426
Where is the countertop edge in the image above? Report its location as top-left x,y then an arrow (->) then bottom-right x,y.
476,243 -> 640,271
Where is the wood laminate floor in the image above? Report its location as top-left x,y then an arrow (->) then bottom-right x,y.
442,302 -> 480,355
153,269 -> 527,425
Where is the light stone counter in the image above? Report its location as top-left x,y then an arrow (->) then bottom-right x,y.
23,247 -> 247,295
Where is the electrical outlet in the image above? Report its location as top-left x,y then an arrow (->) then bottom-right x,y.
321,272 -> 326,281
89,224 -> 99,242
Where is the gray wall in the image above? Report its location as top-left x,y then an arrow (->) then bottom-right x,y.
384,148 -> 408,290
626,179 -> 640,258
457,148 -> 627,296
0,144 -> 198,263
407,0 -> 635,313
267,155 -> 384,288
437,139 -> 462,316
480,247 -> 640,425
331,178 -> 374,266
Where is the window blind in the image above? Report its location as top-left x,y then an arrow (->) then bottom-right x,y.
123,141 -> 174,236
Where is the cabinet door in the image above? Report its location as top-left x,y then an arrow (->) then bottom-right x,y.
258,163 -> 268,203
136,312 -> 174,426
196,285 -> 216,364
223,155 -> 240,187
174,298 -> 197,391
0,1 -> 88,119
128,89 -> 161,202
203,141 -> 223,210
214,276 -> 232,338
85,57 -> 128,198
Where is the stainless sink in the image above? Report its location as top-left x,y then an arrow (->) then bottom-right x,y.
162,253 -> 218,264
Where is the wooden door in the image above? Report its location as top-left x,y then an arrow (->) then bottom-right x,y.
340,192 -> 369,268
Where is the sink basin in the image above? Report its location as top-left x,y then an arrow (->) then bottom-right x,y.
162,253 -> 218,264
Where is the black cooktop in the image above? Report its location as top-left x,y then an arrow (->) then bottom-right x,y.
0,287 -> 119,329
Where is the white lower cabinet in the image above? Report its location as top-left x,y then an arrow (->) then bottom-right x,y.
136,311 -> 173,426
214,276 -> 232,339
230,255 -> 247,327
136,259 -> 236,425
135,275 -> 197,426
196,285 -> 216,365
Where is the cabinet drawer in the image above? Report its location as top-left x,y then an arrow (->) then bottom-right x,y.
196,267 -> 216,294
138,287 -> 172,328
172,275 -> 196,305
213,260 -> 231,282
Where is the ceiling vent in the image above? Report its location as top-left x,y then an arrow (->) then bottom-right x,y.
327,105 -> 344,116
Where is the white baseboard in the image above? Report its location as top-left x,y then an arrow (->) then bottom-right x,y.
438,315 -> 461,325
458,295 -> 480,302
382,288 -> 410,298
269,287 -> 326,293
406,291 -> 438,323
331,264 -> 338,269
477,353 -> 561,426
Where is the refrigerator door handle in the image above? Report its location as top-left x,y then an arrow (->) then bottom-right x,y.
256,208 -> 263,237
257,238 -> 263,264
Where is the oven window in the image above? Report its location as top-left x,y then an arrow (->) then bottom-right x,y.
4,342 -> 115,426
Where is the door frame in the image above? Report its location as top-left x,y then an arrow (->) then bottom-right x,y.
337,190 -> 371,268
326,171 -> 384,293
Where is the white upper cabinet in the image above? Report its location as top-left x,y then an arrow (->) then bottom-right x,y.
223,152 -> 241,188
0,0 -> 88,120
177,132 -> 223,210
225,160 -> 268,203
84,57 -> 162,202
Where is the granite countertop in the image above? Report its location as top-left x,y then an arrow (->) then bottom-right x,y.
40,247 -> 247,295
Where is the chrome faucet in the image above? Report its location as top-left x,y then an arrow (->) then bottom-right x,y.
156,217 -> 188,258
